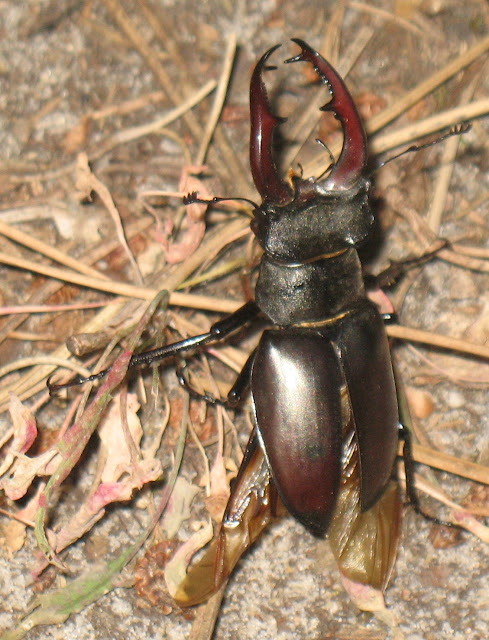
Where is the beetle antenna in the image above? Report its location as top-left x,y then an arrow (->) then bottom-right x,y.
373,123 -> 471,174
183,191 -> 259,210
314,138 -> 335,179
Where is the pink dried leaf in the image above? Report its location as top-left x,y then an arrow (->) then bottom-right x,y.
16,482 -> 45,522
340,574 -> 386,613
367,287 -> 395,315
0,449 -> 59,500
0,393 -> 38,476
160,165 -> 209,264
53,458 -> 162,553
35,292 -> 169,562
178,165 -> 211,223
98,392 -> 142,483
341,574 -> 401,634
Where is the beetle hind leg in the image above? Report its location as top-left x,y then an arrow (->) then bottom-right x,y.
399,423 -> 460,529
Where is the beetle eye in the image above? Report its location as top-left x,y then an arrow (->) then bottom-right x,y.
264,205 -> 281,220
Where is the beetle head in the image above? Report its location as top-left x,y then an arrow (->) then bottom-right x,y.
250,39 -> 373,262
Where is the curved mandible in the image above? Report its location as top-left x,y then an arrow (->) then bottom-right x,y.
286,39 -> 367,191
249,45 -> 292,204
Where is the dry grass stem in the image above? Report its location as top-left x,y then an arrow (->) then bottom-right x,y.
400,442 -> 489,486
89,80 -> 216,164
322,0 -> 345,63
349,2 -> 424,35
0,250 -> 240,313
0,219 -> 109,281
188,418 -> 211,495
386,188 -> 489,272
0,301 -> 113,317
367,34 -> 489,133
387,324 -> 489,360
188,587 -> 227,640
0,356 -> 92,381
89,90 -> 167,121
369,99 -> 489,156
196,32 -> 237,165
101,0 -> 249,193
426,77 -> 479,233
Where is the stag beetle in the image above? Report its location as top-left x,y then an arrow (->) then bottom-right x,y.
52,40 -> 417,608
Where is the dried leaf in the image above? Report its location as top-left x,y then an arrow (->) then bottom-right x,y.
161,476 -> 201,539
0,393 -> 38,476
343,574 -> 405,638
51,391 -> 163,554
53,457 -> 162,553
135,540 -> 180,612
62,116 -> 92,154
0,519 -> 27,557
204,452 -> 231,523
98,392 -> 142,483
405,386 -> 434,419
160,165 -> 209,264
164,521 -> 214,598
0,449 -> 58,501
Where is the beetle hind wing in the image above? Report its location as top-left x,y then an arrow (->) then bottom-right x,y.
172,431 -> 284,607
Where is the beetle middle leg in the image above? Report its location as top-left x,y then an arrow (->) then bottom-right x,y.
48,300 -> 261,394
175,349 -> 256,408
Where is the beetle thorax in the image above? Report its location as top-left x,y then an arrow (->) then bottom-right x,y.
255,248 -> 366,327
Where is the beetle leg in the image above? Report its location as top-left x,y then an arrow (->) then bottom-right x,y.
48,300 -> 261,393
175,349 -> 256,409
366,239 -> 449,291
249,45 -> 292,204
399,423 -> 459,529
173,429 -> 285,606
286,39 -> 367,191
